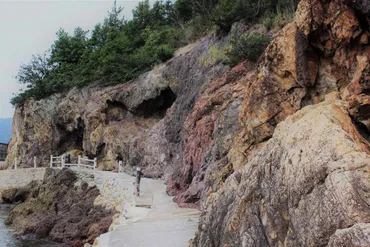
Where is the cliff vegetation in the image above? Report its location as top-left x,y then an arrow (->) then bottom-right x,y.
11,0 -> 298,107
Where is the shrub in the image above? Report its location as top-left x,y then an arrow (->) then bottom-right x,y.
211,0 -> 269,31
263,3 -> 296,31
199,45 -> 226,67
226,33 -> 271,66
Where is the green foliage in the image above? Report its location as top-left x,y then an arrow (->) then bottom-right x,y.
50,28 -> 88,65
226,33 -> 271,66
263,0 -> 297,31
12,0 -> 183,106
11,0 -> 299,107
187,0 -> 299,31
199,45 -> 226,67
210,0 -> 262,31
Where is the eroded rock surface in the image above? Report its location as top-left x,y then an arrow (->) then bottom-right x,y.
167,0 -> 370,208
4,168 -> 115,247
5,1 -> 370,245
188,0 -> 370,245
5,36 -> 228,179
167,61 -> 255,207
193,100 -> 370,247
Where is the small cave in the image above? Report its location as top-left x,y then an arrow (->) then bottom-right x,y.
105,100 -> 128,124
96,143 -> 106,160
352,7 -> 370,35
352,105 -> 370,143
54,117 -> 84,154
358,105 -> 370,120
134,87 -> 177,118
352,118 -> 370,143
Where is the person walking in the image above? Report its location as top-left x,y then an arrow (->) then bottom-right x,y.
136,167 -> 143,196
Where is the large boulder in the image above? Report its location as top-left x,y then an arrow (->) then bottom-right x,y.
193,100 -> 370,246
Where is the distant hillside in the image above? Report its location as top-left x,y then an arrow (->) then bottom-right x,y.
0,118 -> 12,143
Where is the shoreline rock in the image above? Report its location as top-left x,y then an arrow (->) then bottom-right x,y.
2,168 -> 116,247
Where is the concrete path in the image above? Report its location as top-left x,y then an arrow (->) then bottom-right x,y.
0,166 -> 200,247
95,173 -> 200,247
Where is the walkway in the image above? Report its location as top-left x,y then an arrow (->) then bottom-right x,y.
94,173 -> 200,247
0,166 -> 200,247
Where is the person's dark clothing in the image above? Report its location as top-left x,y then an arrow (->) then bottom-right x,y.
136,170 -> 143,184
136,170 -> 143,196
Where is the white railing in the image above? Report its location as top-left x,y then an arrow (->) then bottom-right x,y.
50,154 -> 65,168
77,155 -> 97,170
9,156 -> 38,169
118,160 -> 124,173
9,154 -> 97,171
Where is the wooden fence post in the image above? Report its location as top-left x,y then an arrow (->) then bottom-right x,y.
78,155 -> 81,169
50,155 -> 53,168
94,158 -> 97,171
14,157 -> 17,170
34,156 -> 37,168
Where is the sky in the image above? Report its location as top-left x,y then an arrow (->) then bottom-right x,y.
0,0 -> 147,118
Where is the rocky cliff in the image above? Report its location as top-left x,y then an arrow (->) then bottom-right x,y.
168,0 -> 370,208
5,0 -> 370,245
5,35 -> 229,180
191,0 -> 370,246
193,99 -> 370,246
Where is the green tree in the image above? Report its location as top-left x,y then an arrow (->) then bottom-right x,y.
16,53 -> 51,87
50,27 -> 88,65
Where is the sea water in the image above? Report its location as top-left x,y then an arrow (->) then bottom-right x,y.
0,206 -> 57,247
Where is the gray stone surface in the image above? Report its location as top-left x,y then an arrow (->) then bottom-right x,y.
96,176 -> 200,247
0,168 -> 46,202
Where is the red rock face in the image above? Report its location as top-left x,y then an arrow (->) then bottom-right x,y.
168,0 -> 370,208
167,62 -> 255,208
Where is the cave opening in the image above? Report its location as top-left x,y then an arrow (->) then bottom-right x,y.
55,117 -> 84,154
352,105 -> 370,143
96,143 -> 106,160
134,87 -> 177,118
352,118 -> 370,143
